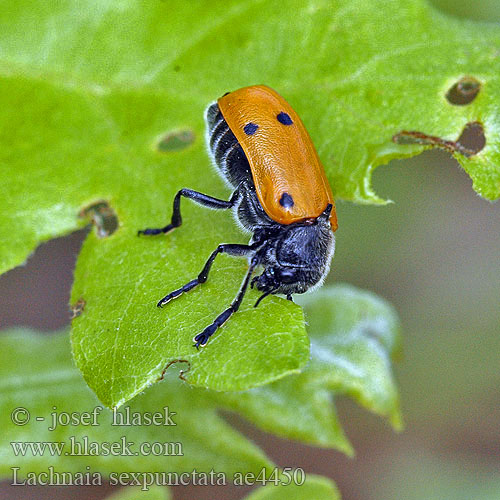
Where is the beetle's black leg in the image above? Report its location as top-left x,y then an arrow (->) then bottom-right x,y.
157,243 -> 258,307
138,187 -> 240,236
193,258 -> 259,349
286,294 -> 293,302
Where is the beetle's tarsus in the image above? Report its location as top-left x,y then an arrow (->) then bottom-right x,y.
190,259 -> 258,347
193,328 -> 214,349
137,224 -> 176,236
156,278 -> 200,308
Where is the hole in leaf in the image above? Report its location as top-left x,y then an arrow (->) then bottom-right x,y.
456,121 -> 486,155
393,121 -> 485,158
392,130 -> 461,153
158,359 -> 191,382
70,297 -> 86,319
79,201 -> 119,238
156,129 -> 195,153
446,77 -> 481,105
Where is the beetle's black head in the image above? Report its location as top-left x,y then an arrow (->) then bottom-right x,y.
252,205 -> 335,298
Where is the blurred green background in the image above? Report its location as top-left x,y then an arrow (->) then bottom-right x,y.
0,1 -> 499,499
331,147 -> 500,500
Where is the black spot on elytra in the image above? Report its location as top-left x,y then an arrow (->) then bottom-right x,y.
244,122 -> 259,135
279,192 -> 294,208
277,112 -> 293,125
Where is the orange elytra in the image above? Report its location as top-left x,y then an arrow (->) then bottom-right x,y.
218,85 -> 337,231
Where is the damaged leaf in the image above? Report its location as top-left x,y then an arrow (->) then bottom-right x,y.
1,0 -> 497,405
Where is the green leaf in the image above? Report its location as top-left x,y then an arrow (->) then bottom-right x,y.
106,486 -> 171,500
216,284 -> 401,454
297,285 -> 402,429
0,330 -> 272,478
2,0 -> 489,404
71,235 -> 308,406
244,475 -> 340,500
1,329 -> 344,498
1,285 -> 399,477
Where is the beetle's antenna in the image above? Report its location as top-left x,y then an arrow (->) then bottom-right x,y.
254,287 -> 278,308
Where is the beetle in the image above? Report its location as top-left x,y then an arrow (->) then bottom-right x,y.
139,85 -> 338,348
